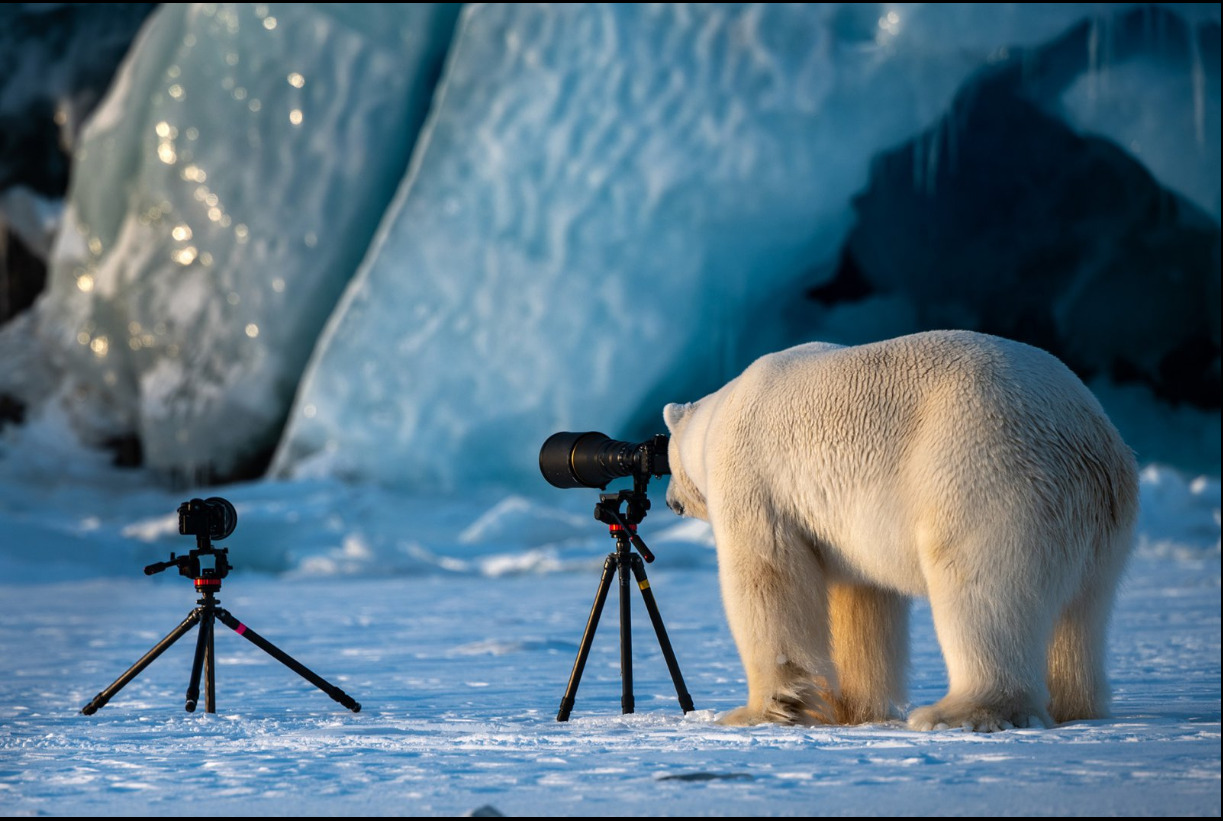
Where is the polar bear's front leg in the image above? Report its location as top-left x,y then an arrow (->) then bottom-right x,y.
713,515 -> 837,726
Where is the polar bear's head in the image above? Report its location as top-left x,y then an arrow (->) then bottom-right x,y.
663,401 -> 708,521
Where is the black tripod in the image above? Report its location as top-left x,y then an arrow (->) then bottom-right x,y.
557,478 -> 694,721
81,498 -> 360,715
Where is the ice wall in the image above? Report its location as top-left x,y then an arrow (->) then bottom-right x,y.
272,2 -> 1215,491
14,3 -> 459,480
3,3 -> 1217,491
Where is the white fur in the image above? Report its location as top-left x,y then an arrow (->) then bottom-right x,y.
663,330 -> 1137,732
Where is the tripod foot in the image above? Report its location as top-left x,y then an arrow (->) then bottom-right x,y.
557,695 -> 577,723
80,607 -> 205,715
215,607 -> 362,713
333,690 -> 361,712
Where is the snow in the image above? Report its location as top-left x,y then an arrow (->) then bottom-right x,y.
0,407 -> 1218,817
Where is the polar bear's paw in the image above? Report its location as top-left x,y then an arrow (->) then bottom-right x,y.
908,697 -> 1052,732
718,680 -> 837,727
716,705 -> 769,726
716,701 -> 834,727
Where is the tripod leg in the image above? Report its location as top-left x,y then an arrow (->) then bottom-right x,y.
630,555 -> 695,714
81,608 -> 203,715
212,608 -> 361,712
185,609 -> 213,713
557,554 -> 617,721
618,552 -> 634,715
204,610 -> 217,713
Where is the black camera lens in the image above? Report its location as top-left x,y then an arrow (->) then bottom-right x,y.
539,431 -> 669,490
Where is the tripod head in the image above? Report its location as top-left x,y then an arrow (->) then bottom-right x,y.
144,543 -> 231,587
144,497 -> 236,592
593,472 -> 657,563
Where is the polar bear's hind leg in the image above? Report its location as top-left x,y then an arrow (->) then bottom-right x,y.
909,530 -> 1057,732
1046,525 -> 1132,722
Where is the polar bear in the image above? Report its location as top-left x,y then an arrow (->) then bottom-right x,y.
663,330 -> 1137,732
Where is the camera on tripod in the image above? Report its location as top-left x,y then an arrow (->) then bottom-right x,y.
537,429 -> 693,721
177,496 -> 237,541
538,431 -> 670,490
82,495 -> 361,715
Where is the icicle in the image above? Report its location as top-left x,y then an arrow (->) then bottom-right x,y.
1086,15 -> 1099,112
911,129 -> 924,194
1189,21 -> 1206,150
944,99 -> 958,182
925,122 -> 940,199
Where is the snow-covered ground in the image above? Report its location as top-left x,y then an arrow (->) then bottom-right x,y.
0,412 -> 1218,817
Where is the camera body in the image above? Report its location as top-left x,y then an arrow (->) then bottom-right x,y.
177,497 -> 238,541
539,431 -> 670,490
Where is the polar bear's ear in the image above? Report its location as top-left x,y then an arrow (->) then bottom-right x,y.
663,402 -> 692,432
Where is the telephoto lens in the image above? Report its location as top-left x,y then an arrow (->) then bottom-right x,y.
539,431 -> 669,489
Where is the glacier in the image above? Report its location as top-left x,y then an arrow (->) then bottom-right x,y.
0,2 -> 1218,491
